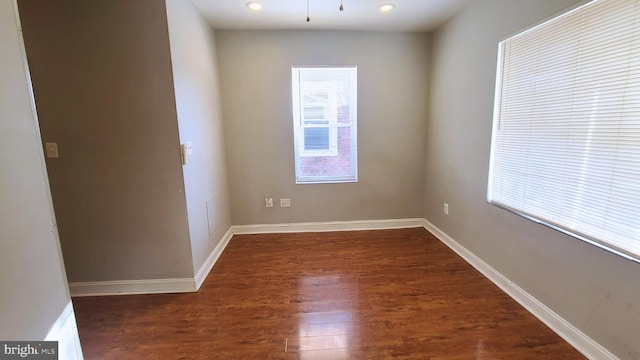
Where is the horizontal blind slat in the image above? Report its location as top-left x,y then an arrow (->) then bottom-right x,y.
488,0 -> 640,261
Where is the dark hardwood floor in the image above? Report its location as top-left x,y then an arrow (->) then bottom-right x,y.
73,228 -> 585,359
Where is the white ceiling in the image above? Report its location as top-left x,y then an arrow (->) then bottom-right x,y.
191,0 -> 470,32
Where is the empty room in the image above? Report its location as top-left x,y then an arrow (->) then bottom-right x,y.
1,0 -> 639,359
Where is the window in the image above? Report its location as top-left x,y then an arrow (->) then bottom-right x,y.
300,82 -> 338,156
488,0 -> 640,261
292,66 -> 357,184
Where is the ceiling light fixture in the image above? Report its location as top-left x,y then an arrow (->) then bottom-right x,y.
378,3 -> 395,12
246,2 -> 263,11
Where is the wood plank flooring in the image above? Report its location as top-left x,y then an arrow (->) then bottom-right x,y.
73,228 -> 585,359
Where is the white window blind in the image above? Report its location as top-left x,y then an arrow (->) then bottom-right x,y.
292,66 -> 357,184
488,0 -> 640,261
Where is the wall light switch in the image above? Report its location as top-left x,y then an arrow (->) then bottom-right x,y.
181,144 -> 189,165
45,142 -> 59,159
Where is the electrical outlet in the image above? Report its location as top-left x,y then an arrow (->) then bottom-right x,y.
280,198 -> 291,208
265,197 -> 273,208
444,203 -> 449,215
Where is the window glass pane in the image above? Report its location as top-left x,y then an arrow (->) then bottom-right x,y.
304,128 -> 330,150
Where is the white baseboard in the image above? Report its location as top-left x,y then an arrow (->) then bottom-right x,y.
422,219 -> 618,360
69,226 -> 237,297
46,301 -> 84,360
232,218 -> 425,234
68,220 -> 423,297
64,218 -> 616,360
195,227 -> 233,290
69,278 -> 196,297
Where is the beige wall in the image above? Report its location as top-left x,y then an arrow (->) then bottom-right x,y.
424,0 -> 640,358
165,0 -> 231,274
0,0 -> 71,338
19,0 -> 194,282
217,30 -> 429,225
9,0 -> 636,355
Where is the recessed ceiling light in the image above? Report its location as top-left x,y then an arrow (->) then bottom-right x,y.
378,3 -> 395,12
246,2 -> 263,11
